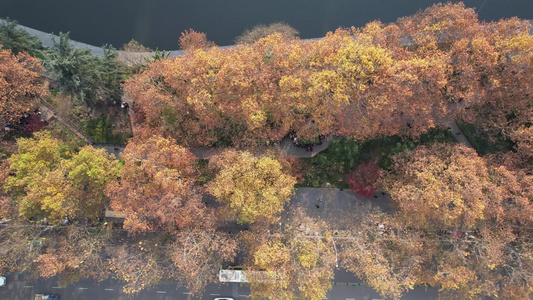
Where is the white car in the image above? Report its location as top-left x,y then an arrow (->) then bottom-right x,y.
214,298 -> 234,300
0,276 -> 6,287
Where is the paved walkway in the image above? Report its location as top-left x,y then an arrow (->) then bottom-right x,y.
448,121 -> 474,148
288,187 -> 393,222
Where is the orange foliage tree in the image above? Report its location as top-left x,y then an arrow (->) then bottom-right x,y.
179,29 -> 216,51
243,207 -> 336,300
383,143 -> 533,230
168,228 -> 238,296
125,2 -> 524,147
105,135 -> 211,233
0,48 -> 47,128
36,227 -> 110,286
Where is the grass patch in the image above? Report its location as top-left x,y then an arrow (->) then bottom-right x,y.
299,127 -> 456,188
457,121 -> 514,156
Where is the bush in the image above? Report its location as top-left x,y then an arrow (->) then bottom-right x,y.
82,117 -> 124,144
300,128 -> 457,188
347,162 -> 381,198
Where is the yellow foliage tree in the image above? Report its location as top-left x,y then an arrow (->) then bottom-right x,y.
207,150 -> 296,224
5,131 -> 119,221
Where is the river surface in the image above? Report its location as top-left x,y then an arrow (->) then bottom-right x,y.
1,0 -> 532,49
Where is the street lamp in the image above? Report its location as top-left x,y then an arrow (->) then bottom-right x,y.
331,238 -> 339,268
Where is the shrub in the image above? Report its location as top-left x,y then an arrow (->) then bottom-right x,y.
347,162 -> 381,198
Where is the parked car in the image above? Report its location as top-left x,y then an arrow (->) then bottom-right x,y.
34,294 -> 59,300
0,276 -> 6,287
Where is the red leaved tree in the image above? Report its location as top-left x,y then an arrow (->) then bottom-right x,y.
347,162 -> 381,198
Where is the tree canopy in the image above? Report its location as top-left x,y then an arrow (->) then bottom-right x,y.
243,208 -> 336,300
43,32 -> 122,107
0,48 -> 47,127
207,150 -> 296,224
0,19 -> 44,57
5,131 -> 119,221
105,135 -> 211,233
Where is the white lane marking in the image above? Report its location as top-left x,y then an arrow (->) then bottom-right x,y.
23,286 -> 33,288
157,291 -> 166,294
183,292 -> 192,294
78,287 -> 88,290
105,288 -> 114,291
210,294 -> 220,296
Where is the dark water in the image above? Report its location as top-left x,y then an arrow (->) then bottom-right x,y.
1,0 -> 532,49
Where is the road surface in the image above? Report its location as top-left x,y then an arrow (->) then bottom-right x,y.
0,271 -> 438,300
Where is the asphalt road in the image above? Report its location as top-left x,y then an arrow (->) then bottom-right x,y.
1,271 -> 438,300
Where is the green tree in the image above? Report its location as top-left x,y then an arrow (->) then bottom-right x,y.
43,32 -> 122,107
0,18 -> 44,57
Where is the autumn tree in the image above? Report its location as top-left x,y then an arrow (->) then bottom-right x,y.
341,162 -> 532,299
236,22 -> 299,44
243,207 -> 336,300
0,222 -> 44,274
338,207 -> 424,299
455,18 -> 533,154
168,228 -> 237,295
105,135 -> 210,233
108,236 -> 169,294
382,143 -> 496,229
179,29 -> 216,51
36,226 -> 110,286
119,39 -> 152,73
207,150 -> 296,224
377,141 -> 533,298
0,48 -> 47,128
124,2 -> 530,147
5,131 -> 119,221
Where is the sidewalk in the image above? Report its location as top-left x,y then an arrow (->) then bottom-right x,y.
448,121 -> 473,148
284,187 -> 393,227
